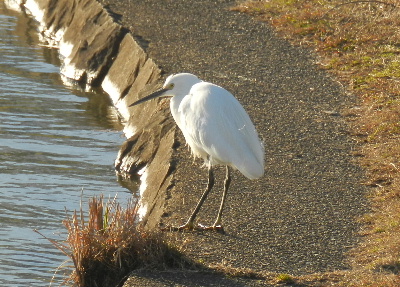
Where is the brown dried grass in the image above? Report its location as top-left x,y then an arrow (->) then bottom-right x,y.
39,195 -> 196,287
233,0 -> 400,285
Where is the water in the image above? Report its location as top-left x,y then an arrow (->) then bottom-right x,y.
0,4 -> 136,286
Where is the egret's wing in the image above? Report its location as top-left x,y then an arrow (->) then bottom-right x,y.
179,82 -> 264,179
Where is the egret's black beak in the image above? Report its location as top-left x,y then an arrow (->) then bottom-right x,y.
129,88 -> 169,107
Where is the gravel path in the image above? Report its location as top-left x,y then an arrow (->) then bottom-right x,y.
107,0 -> 367,277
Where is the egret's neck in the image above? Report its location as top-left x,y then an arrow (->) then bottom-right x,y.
169,77 -> 201,128
170,93 -> 186,129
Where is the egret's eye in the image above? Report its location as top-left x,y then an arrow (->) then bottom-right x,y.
169,83 -> 175,89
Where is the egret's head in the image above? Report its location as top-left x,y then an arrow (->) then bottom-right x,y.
129,73 -> 201,107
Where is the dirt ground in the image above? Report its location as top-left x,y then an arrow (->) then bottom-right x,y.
103,0 -> 369,285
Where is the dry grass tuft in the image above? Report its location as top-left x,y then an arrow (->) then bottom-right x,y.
41,195 -> 197,287
233,0 -> 400,285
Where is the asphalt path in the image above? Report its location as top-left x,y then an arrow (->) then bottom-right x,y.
107,0 -> 368,276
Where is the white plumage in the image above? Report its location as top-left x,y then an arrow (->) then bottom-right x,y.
130,73 -> 264,231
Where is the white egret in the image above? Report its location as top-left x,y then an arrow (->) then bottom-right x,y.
130,73 -> 264,231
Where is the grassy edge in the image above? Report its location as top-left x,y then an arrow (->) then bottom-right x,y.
231,0 -> 400,286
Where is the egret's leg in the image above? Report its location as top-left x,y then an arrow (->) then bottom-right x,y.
179,166 -> 214,230
213,166 -> 231,229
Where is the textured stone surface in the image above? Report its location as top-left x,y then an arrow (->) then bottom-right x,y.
115,103 -> 175,229
102,33 -> 148,101
60,0 -> 123,84
33,0 -> 123,85
102,33 -> 161,119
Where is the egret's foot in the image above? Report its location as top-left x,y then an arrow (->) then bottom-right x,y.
198,223 -> 225,233
177,221 -> 196,231
161,222 -> 224,233
160,221 -> 196,232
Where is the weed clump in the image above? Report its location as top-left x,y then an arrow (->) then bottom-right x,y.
51,195 -> 195,287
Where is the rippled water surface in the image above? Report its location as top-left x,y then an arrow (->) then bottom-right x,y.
0,4 -> 135,286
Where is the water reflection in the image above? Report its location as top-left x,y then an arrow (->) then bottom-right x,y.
0,3 -> 136,286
